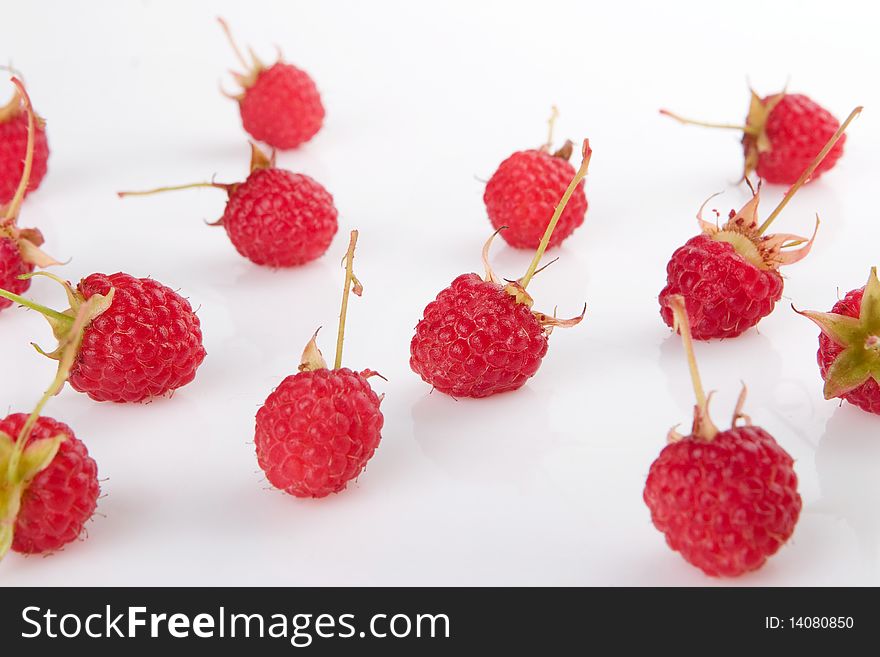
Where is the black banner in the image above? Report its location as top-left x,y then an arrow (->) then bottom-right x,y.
0,587 -> 874,653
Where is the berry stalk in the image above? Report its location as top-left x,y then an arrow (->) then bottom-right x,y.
334,230 -> 362,370
542,105 -> 560,152
520,139 -> 592,289
0,287 -> 73,327
659,109 -> 755,134
2,78 -> 35,225
0,301 -> 92,559
217,17 -> 250,70
117,181 -> 230,198
757,105 -> 862,235
668,294 -> 718,440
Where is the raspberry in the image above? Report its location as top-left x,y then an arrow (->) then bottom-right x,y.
752,94 -> 845,184
644,425 -> 801,577
659,108 -> 861,340
645,296 -> 801,576
797,268 -> 880,415
410,273 -> 548,397
119,143 -> 337,268
0,236 -> 33,312
659,234 -> 783,339
0,81 -> 49,205
219,19 -> 324,150
0,272 -> 206,403
70,273 -> 207,402
255,368 -> 383,497
255,231 -> 385,498
222,166 -> 336,267
484,113 -> 588,249
0,414 -> 99,555
0,78 -> 59,315
411,141 -> 591,398
662,89 -> 852,184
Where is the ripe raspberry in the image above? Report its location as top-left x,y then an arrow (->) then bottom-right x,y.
659,108 -> 861,340
0,271 -> 206,403
119,143 -> 337,267
0,81 -> 49,205
797,268 -> 880,415
645,296 -> 801,576
410,273 -> 548,397
0,236 -> 34,311
256,367 -> 383,497
659,233 -> 784,339
752,94 -> 845,184
219,18 -> 324,150
0,79 -> 59,316
484,112 -> 587,249
0,414 -> 99,555
255,230 -> 385,498
412,141 -> 591,398
662,89 -> 851,184
644,425 -> 801,577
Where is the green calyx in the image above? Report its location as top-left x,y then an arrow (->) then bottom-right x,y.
797,267 -> 880,400
0,271 -> 114,361
0,430 -> 66,558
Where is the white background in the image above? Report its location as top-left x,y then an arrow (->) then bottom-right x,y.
1,0 -> 878,586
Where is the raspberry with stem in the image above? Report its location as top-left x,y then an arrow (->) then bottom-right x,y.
118,143 -> 337,267
0,300 -> 97,559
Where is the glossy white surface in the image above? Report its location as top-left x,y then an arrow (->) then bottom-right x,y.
1,0 -> 878,585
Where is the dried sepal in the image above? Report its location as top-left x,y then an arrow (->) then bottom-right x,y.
249,142 -> 276,172
298,329 -> 328,372
742,90 -> 785,180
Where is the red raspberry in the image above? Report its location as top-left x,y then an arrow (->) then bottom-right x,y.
647,295 -> 801,576
0,414 -> 99,555
411,141 -> 592,398
119,143 -> 337,268
751,94 -> 845,184
410,273 -> 548,397
659,234 -> 783,339
0,236 -> 34,312
219,19 -> 324,150
484,147 -> 587,249
255,230 -> 385,498
798,268 -> 880,415
644,425 -> 801,577
0,84 -> 49,205
239,62 -> 324,150
255,368 -> 383,498
0,272 -> 207,403
222,166 -> 336,267
663,90 -> 853,185
659,108 -> 861,340
69,273 -> 207,402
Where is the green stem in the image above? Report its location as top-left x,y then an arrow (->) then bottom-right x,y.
520,140 -> 592,289
757,106 -> 862,235
659,109 -> 756,134
0,288 -> 72,326
334,230 -> 361,369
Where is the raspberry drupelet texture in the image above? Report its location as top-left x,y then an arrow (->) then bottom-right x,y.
239,62 -> 324,150
0,237 -> 34,312
644,425 -> 801,577
0,413 -> 99,554
255,368 -> 384,498
70,273 -> 206,403
752,94 -> 844,185
410,273 -> 548,397
0,105 -> 49,205
483,149 -> 587,249
659,234 -> 783,340
222,167 -> 337,267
